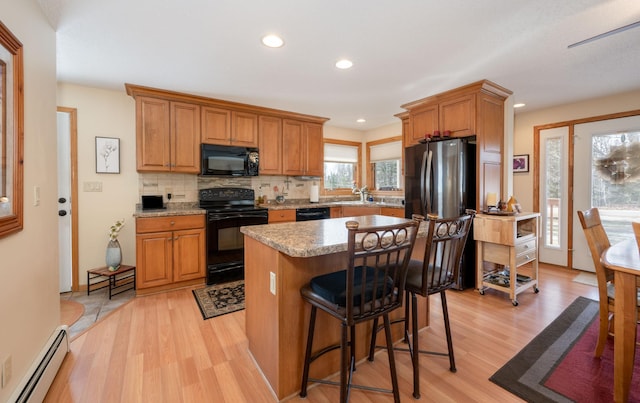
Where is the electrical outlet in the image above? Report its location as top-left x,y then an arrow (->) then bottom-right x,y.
2,355 -> 12,388
269,272 -> 276,295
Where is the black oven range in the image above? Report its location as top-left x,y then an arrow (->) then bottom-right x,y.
199,187 -> 268,285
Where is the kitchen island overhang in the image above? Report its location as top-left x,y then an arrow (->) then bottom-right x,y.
240,215 -> 430,400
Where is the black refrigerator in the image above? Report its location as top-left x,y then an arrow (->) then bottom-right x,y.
404,136 -> 476,289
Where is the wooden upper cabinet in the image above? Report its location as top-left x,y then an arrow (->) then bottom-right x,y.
170,102 -> 201,173
439,94 -> 475,137
282,119 -> 323,176
125,84 -> 328,173
201,108 -> 257,147
232,111 -> 258,147
201,106 -> 231,145
408,105 -> 438,145
137,96 -> 171,172
304,122 -> 323,177
258,116 -> 283,175
282,119 -> 304,175
135,97 -> 199,173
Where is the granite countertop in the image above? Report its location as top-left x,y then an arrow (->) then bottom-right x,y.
240,215 -> 426,258
132,200 -> 404,218
133,202 -> 205,218
261,200 -> 404,210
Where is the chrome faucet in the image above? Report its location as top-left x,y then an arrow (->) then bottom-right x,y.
352,185 -> 369,202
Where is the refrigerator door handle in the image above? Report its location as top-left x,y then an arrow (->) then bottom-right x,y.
420,150 -> 428,215
423,150 -> 433,215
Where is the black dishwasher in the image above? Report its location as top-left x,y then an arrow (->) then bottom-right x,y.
296,207 -> 330,221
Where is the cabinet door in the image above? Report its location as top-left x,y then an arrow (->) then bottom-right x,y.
342,206 -> 381,217
476,92 -> 504,211
173,228 -> 206,282
439,95 -> 475,137
136,97 -> 171,172
380,207 -> 404,218
232,111 -> 258,147
304,122 -> 324,176
258,116 -> 283,175
136,231 -> 173,288
201,106 -> 231,145
282,119 -> 304,175
408,105 -> 438,146
330,207 -> 342,218
268,209 -> 296,223
170,102 -> 201,173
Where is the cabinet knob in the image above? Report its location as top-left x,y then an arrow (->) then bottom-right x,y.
170,221 -> 175,225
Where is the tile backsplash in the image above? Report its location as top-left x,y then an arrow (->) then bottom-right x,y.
138,173 -> 322,204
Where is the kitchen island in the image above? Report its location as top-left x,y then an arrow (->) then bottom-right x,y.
240,215 -> 429,400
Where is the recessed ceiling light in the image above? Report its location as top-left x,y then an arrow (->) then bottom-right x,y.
335,59 -> 353,69
262,34 -> 284,48
356,118 -> 366,123
514,103 -> 526,108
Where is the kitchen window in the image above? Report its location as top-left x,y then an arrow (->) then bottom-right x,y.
322,139 -> 361,195
367,136 -> 403,194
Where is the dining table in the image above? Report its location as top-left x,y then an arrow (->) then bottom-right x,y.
600,238 -> 640,402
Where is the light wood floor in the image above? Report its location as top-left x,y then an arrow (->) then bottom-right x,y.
45,264 -> 599,402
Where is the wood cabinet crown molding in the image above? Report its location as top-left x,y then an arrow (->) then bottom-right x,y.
399,79 -> 512,112
125,83 -> 330,124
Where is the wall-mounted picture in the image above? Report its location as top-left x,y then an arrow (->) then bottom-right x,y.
96,136 -> 120,173
513,154 -> 529,173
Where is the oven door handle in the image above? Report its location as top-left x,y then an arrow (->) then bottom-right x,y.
208,213 -> 268,221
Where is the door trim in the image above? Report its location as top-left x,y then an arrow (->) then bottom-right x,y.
533,108 -> 640,270
58,106 -> 79,291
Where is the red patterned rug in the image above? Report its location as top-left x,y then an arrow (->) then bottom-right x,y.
490,297 -> 640,402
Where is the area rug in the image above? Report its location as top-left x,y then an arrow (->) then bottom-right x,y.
490,296 -> 640,403
192,280 -> 245,320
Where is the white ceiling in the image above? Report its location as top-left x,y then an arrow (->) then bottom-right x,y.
38,0 -> 640,130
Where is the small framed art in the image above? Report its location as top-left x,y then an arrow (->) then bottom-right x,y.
96,136 -> 120,173
513,154 -> 529,173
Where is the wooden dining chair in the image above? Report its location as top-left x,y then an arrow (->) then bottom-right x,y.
577,208 -> 640,358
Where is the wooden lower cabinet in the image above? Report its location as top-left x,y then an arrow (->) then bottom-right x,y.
268,209 -> 296,223
135,215 -> 205,291
380,207 -> 404,217
342,206 -> 380,217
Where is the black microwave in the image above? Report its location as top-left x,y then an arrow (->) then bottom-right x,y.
200,144 -> 259,176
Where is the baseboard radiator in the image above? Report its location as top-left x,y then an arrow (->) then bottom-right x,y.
10,325 -> 69,403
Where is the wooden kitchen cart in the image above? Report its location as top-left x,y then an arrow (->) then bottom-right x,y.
474,212 -> 540,305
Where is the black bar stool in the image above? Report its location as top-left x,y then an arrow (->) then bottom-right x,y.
369,210 -> 475,398
299,216 -> 422,403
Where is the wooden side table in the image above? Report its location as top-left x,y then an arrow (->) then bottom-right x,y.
87,264 -> 136,299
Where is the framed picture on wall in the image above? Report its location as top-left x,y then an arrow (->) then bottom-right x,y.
95,136 -> 120,173
513,154 -> 529,173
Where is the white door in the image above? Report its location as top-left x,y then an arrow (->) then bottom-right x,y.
57,110 -> 73,292
538,127 -> 569,266
573,115 -> 640,271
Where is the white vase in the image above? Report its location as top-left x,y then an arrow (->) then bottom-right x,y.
106,239 -> 122,270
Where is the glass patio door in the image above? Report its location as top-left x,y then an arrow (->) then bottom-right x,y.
573,115 -> 640,271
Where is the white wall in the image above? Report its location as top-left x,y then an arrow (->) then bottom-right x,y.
513,88 -> 640,211
57,83 -> 139,282
0,1 -> 58,401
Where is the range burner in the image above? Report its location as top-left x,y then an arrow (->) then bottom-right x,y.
199,188 -> 268,285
